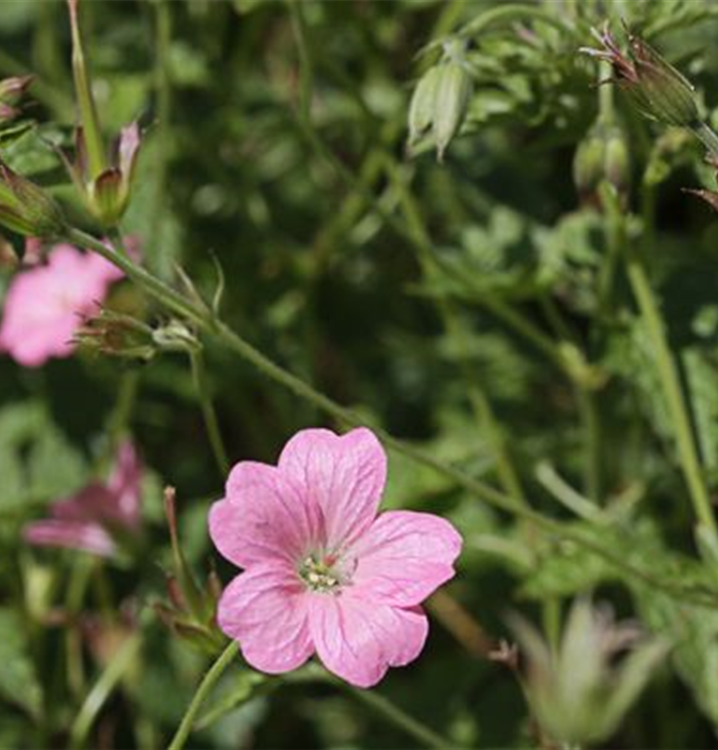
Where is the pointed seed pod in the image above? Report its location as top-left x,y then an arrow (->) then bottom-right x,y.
408,65 -> 441,146
433,60 -> 472,161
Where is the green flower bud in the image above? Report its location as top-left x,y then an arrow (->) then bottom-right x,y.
604,127 -> 631,195
573,129 -> 606,197
581,26 -> 700,128
573,121 -> 631,205
0,160 -> 65,237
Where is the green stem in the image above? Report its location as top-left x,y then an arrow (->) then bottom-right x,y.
105,369 -> 140,453
168,641 -> 239,750
283,666 -> 454,750
577,386 -> 601,503
625,252 -> 718,540
344,684 -> 451,750
190,350 -> 230,475
69,634 -> 142,749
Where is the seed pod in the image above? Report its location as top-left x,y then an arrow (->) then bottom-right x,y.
432,61 -> 472,161
408,65 -> 441,146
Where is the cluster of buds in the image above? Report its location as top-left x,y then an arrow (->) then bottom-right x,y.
408,38 -> 473,161
74,309 -> 200,362
580,24 -> 700,129
509,599 -> 668,747
64,0 -> 141,227
0,75 -> 33,124
154,488 -> 226,654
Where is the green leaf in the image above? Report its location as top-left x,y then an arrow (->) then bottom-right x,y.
0,608 -> 42,718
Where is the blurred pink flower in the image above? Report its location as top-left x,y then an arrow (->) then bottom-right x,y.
24,441 -> 142,558
209,427 -> 462,688
0,242 -> 122,367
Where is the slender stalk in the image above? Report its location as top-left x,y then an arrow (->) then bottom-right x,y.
283,666 -> 455,749
625,252 -> 718,541
190,350 -> 229,475
344,684 -> 451,750
105,369 -> 141,453
576,386 -> 601,503
69,634 -> 142,749
167,641 -> 239,750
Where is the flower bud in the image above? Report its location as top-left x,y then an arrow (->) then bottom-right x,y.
603,127 -> 631,196
0,76 -> 33,124
0,160 -> 65,237
581,25 -> 700,128
74,309 -> 156,361
573,121 -> 631,204
573,129 -> 606,197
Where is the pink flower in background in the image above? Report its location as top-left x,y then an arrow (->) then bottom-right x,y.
24,441 -> 142,558
209,427 -> 462,688
0,242 -> 123,367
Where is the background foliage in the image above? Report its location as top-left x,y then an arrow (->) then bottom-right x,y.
4,0 -> 718,747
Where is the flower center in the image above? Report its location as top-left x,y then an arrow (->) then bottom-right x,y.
298,553 -> 348,594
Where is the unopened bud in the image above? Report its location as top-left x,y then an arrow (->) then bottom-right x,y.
581,25 -> 700,128
74,309 -> 155,361
0,76 -> 33,123
574,121 -> 631,204
604,128 -> 630,195
0,160 -> 65,237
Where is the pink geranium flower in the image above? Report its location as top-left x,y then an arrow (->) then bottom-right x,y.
24,441 -> 142,558
209,427 -> 462,688
0,242 -> 123,367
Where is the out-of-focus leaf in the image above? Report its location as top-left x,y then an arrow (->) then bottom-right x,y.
0,608 -> 42,719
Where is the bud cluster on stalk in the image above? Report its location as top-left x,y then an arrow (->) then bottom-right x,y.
408,38 -> 473,161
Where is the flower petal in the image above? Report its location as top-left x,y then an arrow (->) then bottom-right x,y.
210,461 -> 322,568
106,440 -> 142,529
23,520 -> 116,557
217,561 -> 313,674
308,593 -> 428,688
278,427 -> 386,550
349,511 -> 462,607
